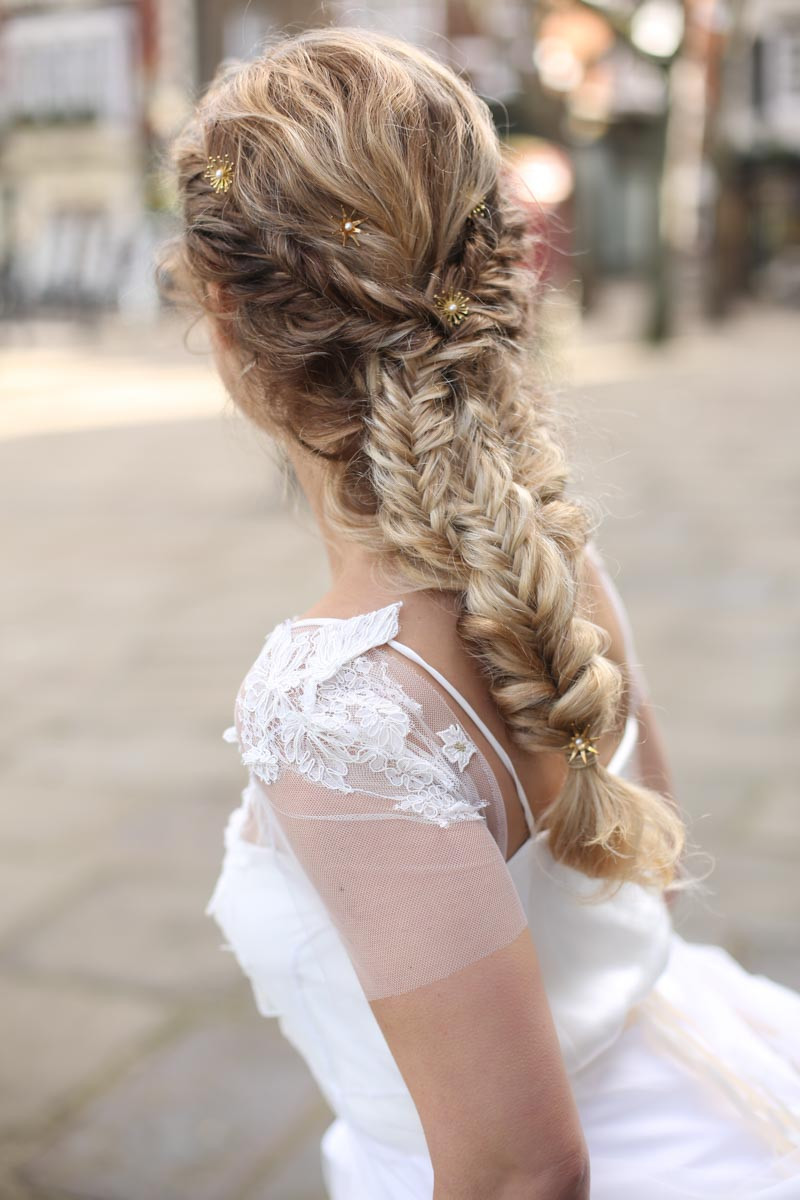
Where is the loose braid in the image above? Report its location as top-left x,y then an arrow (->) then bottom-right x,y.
363,334 -> 682,891
159,26 -> 685,891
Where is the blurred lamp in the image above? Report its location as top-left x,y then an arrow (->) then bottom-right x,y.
533,37 -> 584,92
630,0 -> 685,58
507,137 -> 575,208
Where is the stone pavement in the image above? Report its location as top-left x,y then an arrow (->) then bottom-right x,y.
1,303 -> 798,1199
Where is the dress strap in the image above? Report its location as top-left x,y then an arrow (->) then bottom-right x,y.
584,539 -> 648,714
386,639 -> 538,838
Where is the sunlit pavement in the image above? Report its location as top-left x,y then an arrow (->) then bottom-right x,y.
1,303 -> 798,1197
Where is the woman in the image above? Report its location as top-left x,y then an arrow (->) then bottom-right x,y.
160,28 -> 800,1198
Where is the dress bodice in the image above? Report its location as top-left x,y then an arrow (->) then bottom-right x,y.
205,592 -> 673,1156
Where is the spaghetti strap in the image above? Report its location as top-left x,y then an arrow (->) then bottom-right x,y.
584,539 -> 648,714
386,638 -> 538,838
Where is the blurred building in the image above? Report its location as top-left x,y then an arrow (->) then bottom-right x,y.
713,0 -> 800,307
0,0 -> 538,317
0,0 -> 144,314
2,0 -> 789,327
0,0 -> 208,316
524,0 -> 735,337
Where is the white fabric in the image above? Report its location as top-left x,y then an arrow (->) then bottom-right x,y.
222,602 -> 533,1001
205,557 -> 800,1197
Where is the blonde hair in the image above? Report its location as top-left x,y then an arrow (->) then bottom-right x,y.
159,26 -> 685,892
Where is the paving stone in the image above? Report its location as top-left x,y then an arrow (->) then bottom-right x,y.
0,1134 -> 50,1200
22,1012 -> 322,1200
0,854 -> 99,944
741,784 -> 800,852
243,1108 -> 333,1200
673,846 -> 798,950
737,937 -> 800,993
0,977 -> 166,1134
5,871 -> 238,997
0,759 -> 181,852
0,732 -> 237,854
105,786 -> 242,874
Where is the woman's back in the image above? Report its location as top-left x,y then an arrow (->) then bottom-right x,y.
207,574 -> 671,1139
253,538 -> 647,860
206,582 -> 800,1196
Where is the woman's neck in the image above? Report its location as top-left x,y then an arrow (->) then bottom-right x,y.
283,437 -> 421,617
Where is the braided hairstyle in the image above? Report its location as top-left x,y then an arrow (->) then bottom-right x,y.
160,26 -> 685,891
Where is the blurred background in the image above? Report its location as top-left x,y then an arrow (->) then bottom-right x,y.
1,1 -> 798,1197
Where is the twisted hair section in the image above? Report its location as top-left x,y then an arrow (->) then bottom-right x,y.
159,26 -> 685,891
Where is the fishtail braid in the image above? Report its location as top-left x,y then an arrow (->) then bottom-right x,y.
161,25 -> 686,891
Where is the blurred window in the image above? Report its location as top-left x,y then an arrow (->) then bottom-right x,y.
1,6 -> 137,125
329,0 -> 446,45
759,20 -> 800,134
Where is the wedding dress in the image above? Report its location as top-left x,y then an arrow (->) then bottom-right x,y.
205,546 -> 800,1198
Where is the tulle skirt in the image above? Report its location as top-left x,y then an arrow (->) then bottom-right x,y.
320,933 -> 800,1199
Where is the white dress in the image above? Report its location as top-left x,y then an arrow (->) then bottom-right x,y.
205,559 -> 800,1198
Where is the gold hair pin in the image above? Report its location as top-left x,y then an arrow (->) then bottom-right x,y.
204,154 -> 234,194
334,207 -> 367,246
470,197 -> 489,219
562,725 -> 600,768
434,289 -> 470,327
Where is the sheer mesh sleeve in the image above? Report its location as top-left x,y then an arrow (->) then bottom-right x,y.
227,612 -> 529,1002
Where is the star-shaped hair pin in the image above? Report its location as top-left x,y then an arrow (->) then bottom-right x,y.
334,207 -> 367,247
562,725 -> 600,768
203,154 -> 234,194
433,289 -> 470,327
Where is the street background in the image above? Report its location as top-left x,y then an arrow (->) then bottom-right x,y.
1,0 -> 799,1197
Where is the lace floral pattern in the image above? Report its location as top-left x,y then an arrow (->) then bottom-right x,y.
436,723 -> 477,770
223,602 -> 488,829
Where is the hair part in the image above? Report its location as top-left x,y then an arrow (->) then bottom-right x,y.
159,25 -> 686,893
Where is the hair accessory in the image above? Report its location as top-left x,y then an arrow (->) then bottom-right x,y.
335,207 -> 367,246
470,197 -> 489,219
562,725 -> 600,768
204,154 -> 234,194
434,289 -> 470,327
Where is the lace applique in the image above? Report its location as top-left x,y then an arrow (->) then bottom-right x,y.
224,602 -> 488,828
392,789 -> 485,826
436,723 -> 477,770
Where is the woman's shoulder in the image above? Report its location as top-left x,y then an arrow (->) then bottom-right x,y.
260,599 -> 406,682
223,598 -> 491,827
